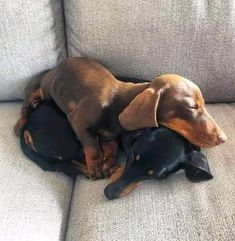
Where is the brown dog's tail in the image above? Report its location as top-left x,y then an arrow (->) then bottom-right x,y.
14,70 -> 49,136
23,70 -> 49,106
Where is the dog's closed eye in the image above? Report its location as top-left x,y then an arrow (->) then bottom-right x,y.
188,105 -> 198,110
181,97 -> 199,110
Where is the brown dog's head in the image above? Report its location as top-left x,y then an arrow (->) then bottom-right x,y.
119,74 -> 227,148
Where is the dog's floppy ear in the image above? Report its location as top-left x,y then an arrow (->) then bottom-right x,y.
119,88 -> 163,131
185,151 -> 213,182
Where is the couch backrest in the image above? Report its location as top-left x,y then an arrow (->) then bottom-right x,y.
64,0 -> 235,102
1,0 -> 234,102
0,0 -> 66,101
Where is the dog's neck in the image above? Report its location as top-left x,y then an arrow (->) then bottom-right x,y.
117,81 -> 150,107
104,80 -> 150,138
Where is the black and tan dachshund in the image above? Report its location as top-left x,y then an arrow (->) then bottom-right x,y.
105,128 -> 213,199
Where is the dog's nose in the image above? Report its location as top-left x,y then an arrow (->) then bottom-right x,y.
218,134 -> 227,144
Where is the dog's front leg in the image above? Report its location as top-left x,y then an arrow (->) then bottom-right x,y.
83,140 -> 104,179
68,102 -> 104,180
75,130 -> 103,180
102,141 -> 118,177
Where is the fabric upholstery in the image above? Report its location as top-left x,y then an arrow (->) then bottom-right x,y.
0,103 -> 73,241
66,104 -> 235,241
64,0 -> 235,102
0,0 -> 66,101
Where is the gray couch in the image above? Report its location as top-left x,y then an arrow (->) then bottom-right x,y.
0,1 -> 234,241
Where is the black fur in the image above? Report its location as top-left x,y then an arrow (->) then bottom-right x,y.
104,128 -> 213,199
20,101 -> 85,178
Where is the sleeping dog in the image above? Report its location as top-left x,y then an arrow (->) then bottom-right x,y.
105,128 -> 213,199
20,101 -> 212,196
14,57 -> 226,179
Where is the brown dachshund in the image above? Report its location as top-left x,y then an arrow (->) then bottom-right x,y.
14,57 -> 226,179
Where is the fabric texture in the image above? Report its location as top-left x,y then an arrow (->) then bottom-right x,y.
0,103 -> 73,241
64,0 -> 235,102
0,0 -> 66,101
66,104 -> 235,241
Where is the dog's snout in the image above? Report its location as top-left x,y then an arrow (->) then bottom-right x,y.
218,134 -> 227,144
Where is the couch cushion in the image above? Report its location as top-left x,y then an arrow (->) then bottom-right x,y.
64,0 -> 235,102
66,104 -> 235,241
0,0 -> 66,101
0,103 -> 73,241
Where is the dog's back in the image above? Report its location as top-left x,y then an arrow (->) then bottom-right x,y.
40,57 -> 118,114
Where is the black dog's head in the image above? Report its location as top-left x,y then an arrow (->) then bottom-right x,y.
104,127 -> 213,200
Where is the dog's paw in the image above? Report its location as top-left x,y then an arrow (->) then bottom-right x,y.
102,156 -> 118,178
101,141 -> 118,177
86,158 -> 104,180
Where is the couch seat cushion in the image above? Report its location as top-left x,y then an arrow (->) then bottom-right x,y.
66,103 -> 235,241
0,103 -> 73,241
